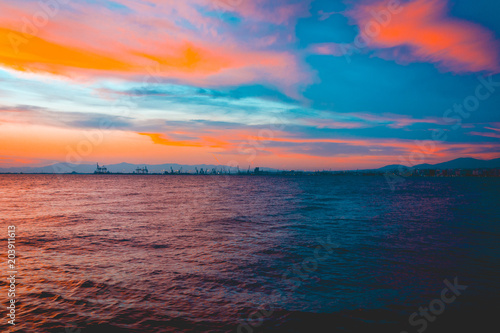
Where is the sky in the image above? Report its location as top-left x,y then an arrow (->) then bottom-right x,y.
0,0 -> 499,170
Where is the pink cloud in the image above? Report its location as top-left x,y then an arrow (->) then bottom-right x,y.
484,126 -> 500,132
0,0 -> 311,95
204,0 -> 311,25
311,43 -> 347,57
300,118 -> 372,129
337,0 -> 500,73
350,112 -> 443,128
468,131 -> 500,139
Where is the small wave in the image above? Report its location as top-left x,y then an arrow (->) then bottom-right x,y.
151,244 -> 169,249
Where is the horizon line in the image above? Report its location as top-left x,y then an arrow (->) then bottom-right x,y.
1,156 -> 500,173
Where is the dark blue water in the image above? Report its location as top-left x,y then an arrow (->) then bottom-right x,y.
0,175 -> 498,332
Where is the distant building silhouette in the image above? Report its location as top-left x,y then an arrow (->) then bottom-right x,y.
94,163 -> 109,174
134,166 -> 149,174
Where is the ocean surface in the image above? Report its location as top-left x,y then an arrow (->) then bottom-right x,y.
0,175 -> 498,333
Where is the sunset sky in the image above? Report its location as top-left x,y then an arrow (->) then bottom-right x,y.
0,0 -> 499,170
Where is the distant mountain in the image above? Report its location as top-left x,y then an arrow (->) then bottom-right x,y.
377,164 -> 410,171
378,157 -> 500,171
426,157 -> 500,169
1,157 -> 498,174
0,162 -> 277,174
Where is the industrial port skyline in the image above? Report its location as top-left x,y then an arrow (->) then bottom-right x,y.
1,157 -> 499,177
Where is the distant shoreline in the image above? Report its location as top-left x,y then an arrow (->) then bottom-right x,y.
1,171 -> 499,177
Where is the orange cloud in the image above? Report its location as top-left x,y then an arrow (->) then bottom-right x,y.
349,0 -> 500,73
0,27 -> 132,76
0,1 -> 308,92
139,132 -> 236,150
0,156 -> 38,166
138,133 -> 203,147
0,25 -> 298,85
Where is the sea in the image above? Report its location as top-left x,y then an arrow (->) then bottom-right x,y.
0,174 -> 498,333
